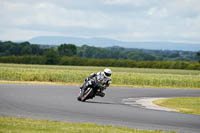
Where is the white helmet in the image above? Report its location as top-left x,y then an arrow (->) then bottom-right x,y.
104,68 -> 112,77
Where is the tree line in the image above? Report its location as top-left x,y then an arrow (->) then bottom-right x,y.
0,56 -> 199,70
1,41 -> 199,61
0,41 -> 200,70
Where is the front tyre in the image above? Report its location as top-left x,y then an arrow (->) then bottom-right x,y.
77,96 -> 81,101
77,89 -> 82,101
79,87 -> 93,102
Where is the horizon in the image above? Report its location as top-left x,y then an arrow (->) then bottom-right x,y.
1,35 -> 200,52
30,35 -> 200,44
2,35 -> 200,45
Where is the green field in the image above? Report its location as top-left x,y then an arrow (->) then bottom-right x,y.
153,97 -> 200,115
0,63 -> 200,89
0,116 -> 175,133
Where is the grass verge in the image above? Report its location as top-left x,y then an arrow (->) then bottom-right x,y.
153,97 -> 200,115
0,116 -> 175,133
0,63 -> 200,89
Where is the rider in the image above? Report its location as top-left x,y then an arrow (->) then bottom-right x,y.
80,68 -> 112,97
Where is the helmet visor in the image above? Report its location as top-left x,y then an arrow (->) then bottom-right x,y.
105,72 -> 111,77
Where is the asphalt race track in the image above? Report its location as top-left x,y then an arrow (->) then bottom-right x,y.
0,84 -> 200,133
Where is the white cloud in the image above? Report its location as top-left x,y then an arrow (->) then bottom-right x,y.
0,28 -> 65,41
103,0 -> 156,7
0,0 -> 200,43
104,0 -> 132,5
147,7 -> 168,17
1,1 -> 110,28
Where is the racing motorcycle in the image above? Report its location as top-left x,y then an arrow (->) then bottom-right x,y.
77,79 -> 107,102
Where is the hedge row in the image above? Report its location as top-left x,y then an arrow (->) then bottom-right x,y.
0,56 -> 199,70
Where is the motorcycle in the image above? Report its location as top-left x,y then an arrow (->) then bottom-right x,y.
77,79 -> 106,102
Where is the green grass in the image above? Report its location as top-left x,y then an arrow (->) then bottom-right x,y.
153,97 -> 200,115
0,63 -> 200,89
0,116 -> 175,133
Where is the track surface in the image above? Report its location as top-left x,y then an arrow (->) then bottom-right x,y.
0,84 -> 200,133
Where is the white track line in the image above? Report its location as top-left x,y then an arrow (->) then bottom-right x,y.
122,97 -> 177,112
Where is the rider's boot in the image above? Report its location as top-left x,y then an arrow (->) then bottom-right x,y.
96,91 -> 105,97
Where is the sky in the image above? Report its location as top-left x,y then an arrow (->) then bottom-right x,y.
1,0 -> 200,43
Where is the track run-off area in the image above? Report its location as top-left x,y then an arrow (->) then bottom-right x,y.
0,84 -> 200,133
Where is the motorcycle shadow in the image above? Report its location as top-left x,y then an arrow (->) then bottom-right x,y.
85,101 -> 124,105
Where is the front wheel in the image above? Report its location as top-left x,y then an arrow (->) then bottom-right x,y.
77,96 -> 81,101
78,87 -> 94,102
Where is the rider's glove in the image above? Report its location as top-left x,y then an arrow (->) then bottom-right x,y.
88,80 -> 92,85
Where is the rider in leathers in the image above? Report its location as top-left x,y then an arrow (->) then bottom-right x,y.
79,68 -> 112,98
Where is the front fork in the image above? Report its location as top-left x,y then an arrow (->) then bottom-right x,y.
79,81 -> 88,97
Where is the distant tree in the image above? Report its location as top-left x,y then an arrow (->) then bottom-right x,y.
197,52 -> 200,63
58,44 -> 77,56
31,45 -> 43,55
19,42 -> 31,55
197,52 -> 200,56
21,45 -> 32,55
44,48 -> 59,64
169,53 -> 179,58
77,45 -> 112,59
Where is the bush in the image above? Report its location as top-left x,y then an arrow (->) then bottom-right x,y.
0,56 -> 199,70
0,56 -> 45,64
